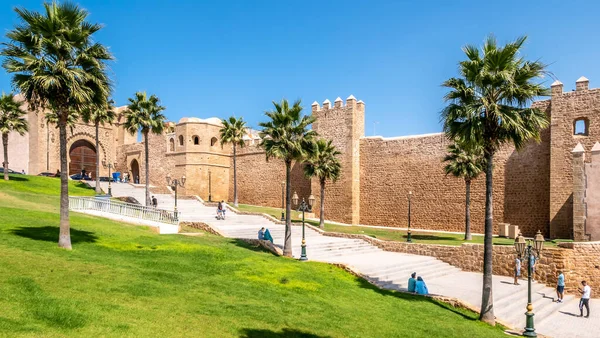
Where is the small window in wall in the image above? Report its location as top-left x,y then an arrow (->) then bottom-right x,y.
210,137 -> 218,146
179,135 -> 184,146
574,118 -> 589,136
169,138 -> 175,152
193,136 -> 199,145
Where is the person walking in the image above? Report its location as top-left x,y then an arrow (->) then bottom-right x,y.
151,196 -> 158,208
556,271 -> 565,303
407,272 -> 417,293
579,280 -> 591,318
514,256 -> 521,285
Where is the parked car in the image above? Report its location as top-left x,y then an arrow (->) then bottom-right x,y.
70,173 -> 92,181
38,172 -> 57,177
0,168 -> 21,174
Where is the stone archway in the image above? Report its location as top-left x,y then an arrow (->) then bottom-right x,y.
69,139 -> 96,176
130,159 -> 140,184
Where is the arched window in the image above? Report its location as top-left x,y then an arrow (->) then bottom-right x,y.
210,137 -> 218,147
193,136 -> 199,145
574,118 -> 589,136
179,135 -> 184,146
169,138 -> 175,152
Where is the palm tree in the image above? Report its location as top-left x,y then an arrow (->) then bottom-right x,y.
82,100 -> 116,194
0,93 -> 28,181
123,92 -> 166,206
259,99 -> 316,257
443,142 -> 484,241
441,35 -> 549,325
304,139 -> 341,229
220,116 -> 247,207
2,1 -> 113,249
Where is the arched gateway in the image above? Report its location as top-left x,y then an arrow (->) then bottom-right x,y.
69,140 -> 96,176
130,159 -> 140,184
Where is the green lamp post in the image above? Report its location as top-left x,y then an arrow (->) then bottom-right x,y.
514,230 -> 545,337
293,191 -> 315,261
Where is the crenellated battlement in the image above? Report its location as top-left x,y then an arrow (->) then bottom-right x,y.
312,95 -> 364,112
551,76 -> 594,96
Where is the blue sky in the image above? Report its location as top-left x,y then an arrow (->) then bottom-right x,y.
0,0 -> 599,137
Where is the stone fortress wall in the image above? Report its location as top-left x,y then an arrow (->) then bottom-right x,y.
5,77 -> 599,239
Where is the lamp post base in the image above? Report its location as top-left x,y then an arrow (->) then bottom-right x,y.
523,312 -> 536,337
407,230 -> 412,243
300,244 -> 308,261
281,212 -> 284,221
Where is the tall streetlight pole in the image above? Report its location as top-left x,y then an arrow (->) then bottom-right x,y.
280,181 -> 285,221
407,191 -> 413,243
208,169 -> 212,202
514,231 -> 545,337
102,159 -> 115,196
293,192 -> 315,262
166,173 -> 186,221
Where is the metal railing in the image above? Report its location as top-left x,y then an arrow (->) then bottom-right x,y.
69,196 -> 180,225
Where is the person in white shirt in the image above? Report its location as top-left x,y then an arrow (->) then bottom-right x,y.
579,280 -> 591,318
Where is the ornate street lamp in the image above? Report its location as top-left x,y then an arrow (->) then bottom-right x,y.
280,181 -> 285,221
514,230 -> 545,337
102,159 -> 116,196
293,192 -> 314,261
166,173 -> 186,220
407,191 -> 413,243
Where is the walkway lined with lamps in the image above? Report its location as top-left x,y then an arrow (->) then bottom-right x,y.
90,181 -> 598,338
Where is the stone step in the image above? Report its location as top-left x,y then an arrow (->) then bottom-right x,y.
308,247 -> 382,259
535,296 -> 581,328
372,264 -> 460,288
494,283 -> 552,318
499,287 -> 565,328
367,259 -> 452,280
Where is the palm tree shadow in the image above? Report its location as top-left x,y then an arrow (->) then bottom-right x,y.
9,226 -> 98,244
4,175 -> 29,182
239,328 -> 331,338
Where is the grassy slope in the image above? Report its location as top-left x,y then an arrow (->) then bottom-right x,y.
235,203 -> 567,247
0,176 -> 506,337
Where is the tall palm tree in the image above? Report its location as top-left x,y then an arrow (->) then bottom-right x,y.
82,100 -> 116,194
220,116 -> 247,207
443,142 -> 484,241
123,92 -> 166,206
441,35 -> 549,325
259,99 -> 316,257
2,1 -> 113,249
0,93 -> 28,181
304,139 -> 341,229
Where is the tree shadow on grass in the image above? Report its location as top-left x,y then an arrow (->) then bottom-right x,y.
404,234 -> 459,242
4,175 -> 30,182
239,328 -> 331,338
9,226 -> 98,244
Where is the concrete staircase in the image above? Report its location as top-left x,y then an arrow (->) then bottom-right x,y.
88,181 -> 596,338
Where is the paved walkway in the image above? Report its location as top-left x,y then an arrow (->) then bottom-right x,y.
91,182 -> 597,338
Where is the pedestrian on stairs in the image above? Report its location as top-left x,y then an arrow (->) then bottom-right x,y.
578,280 -> 591,318
514,256 -> 521,285
556,271 -> 565,303
152,196 -> 158,208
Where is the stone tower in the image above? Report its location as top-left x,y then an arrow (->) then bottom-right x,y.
549,77 -> 600,239
311,95 -> 364,225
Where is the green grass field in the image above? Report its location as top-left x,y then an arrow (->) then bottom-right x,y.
0,176 -> 507,337
235,203 -> 567,247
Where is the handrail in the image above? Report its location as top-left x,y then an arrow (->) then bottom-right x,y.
69,196 -> 180,225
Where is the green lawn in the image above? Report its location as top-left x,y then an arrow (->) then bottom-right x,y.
235,203 -> 565,247
0,175 -> 507,337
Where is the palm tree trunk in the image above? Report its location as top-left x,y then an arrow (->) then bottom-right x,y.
95,123 -> 100,194
319,179 -> 325,229
3,133 -> 9,181
283,159 -> 293,257
58,114 -> 72,249
479,150 -> 495,325
465,178 -> 472,241
144,131 -> 150,207
233,144 -> 238,207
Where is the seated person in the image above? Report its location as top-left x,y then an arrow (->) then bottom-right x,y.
415,276 -> 429,295
407,272 -> 417,293
264,228 -> 274,243
258,227 -> 265,240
